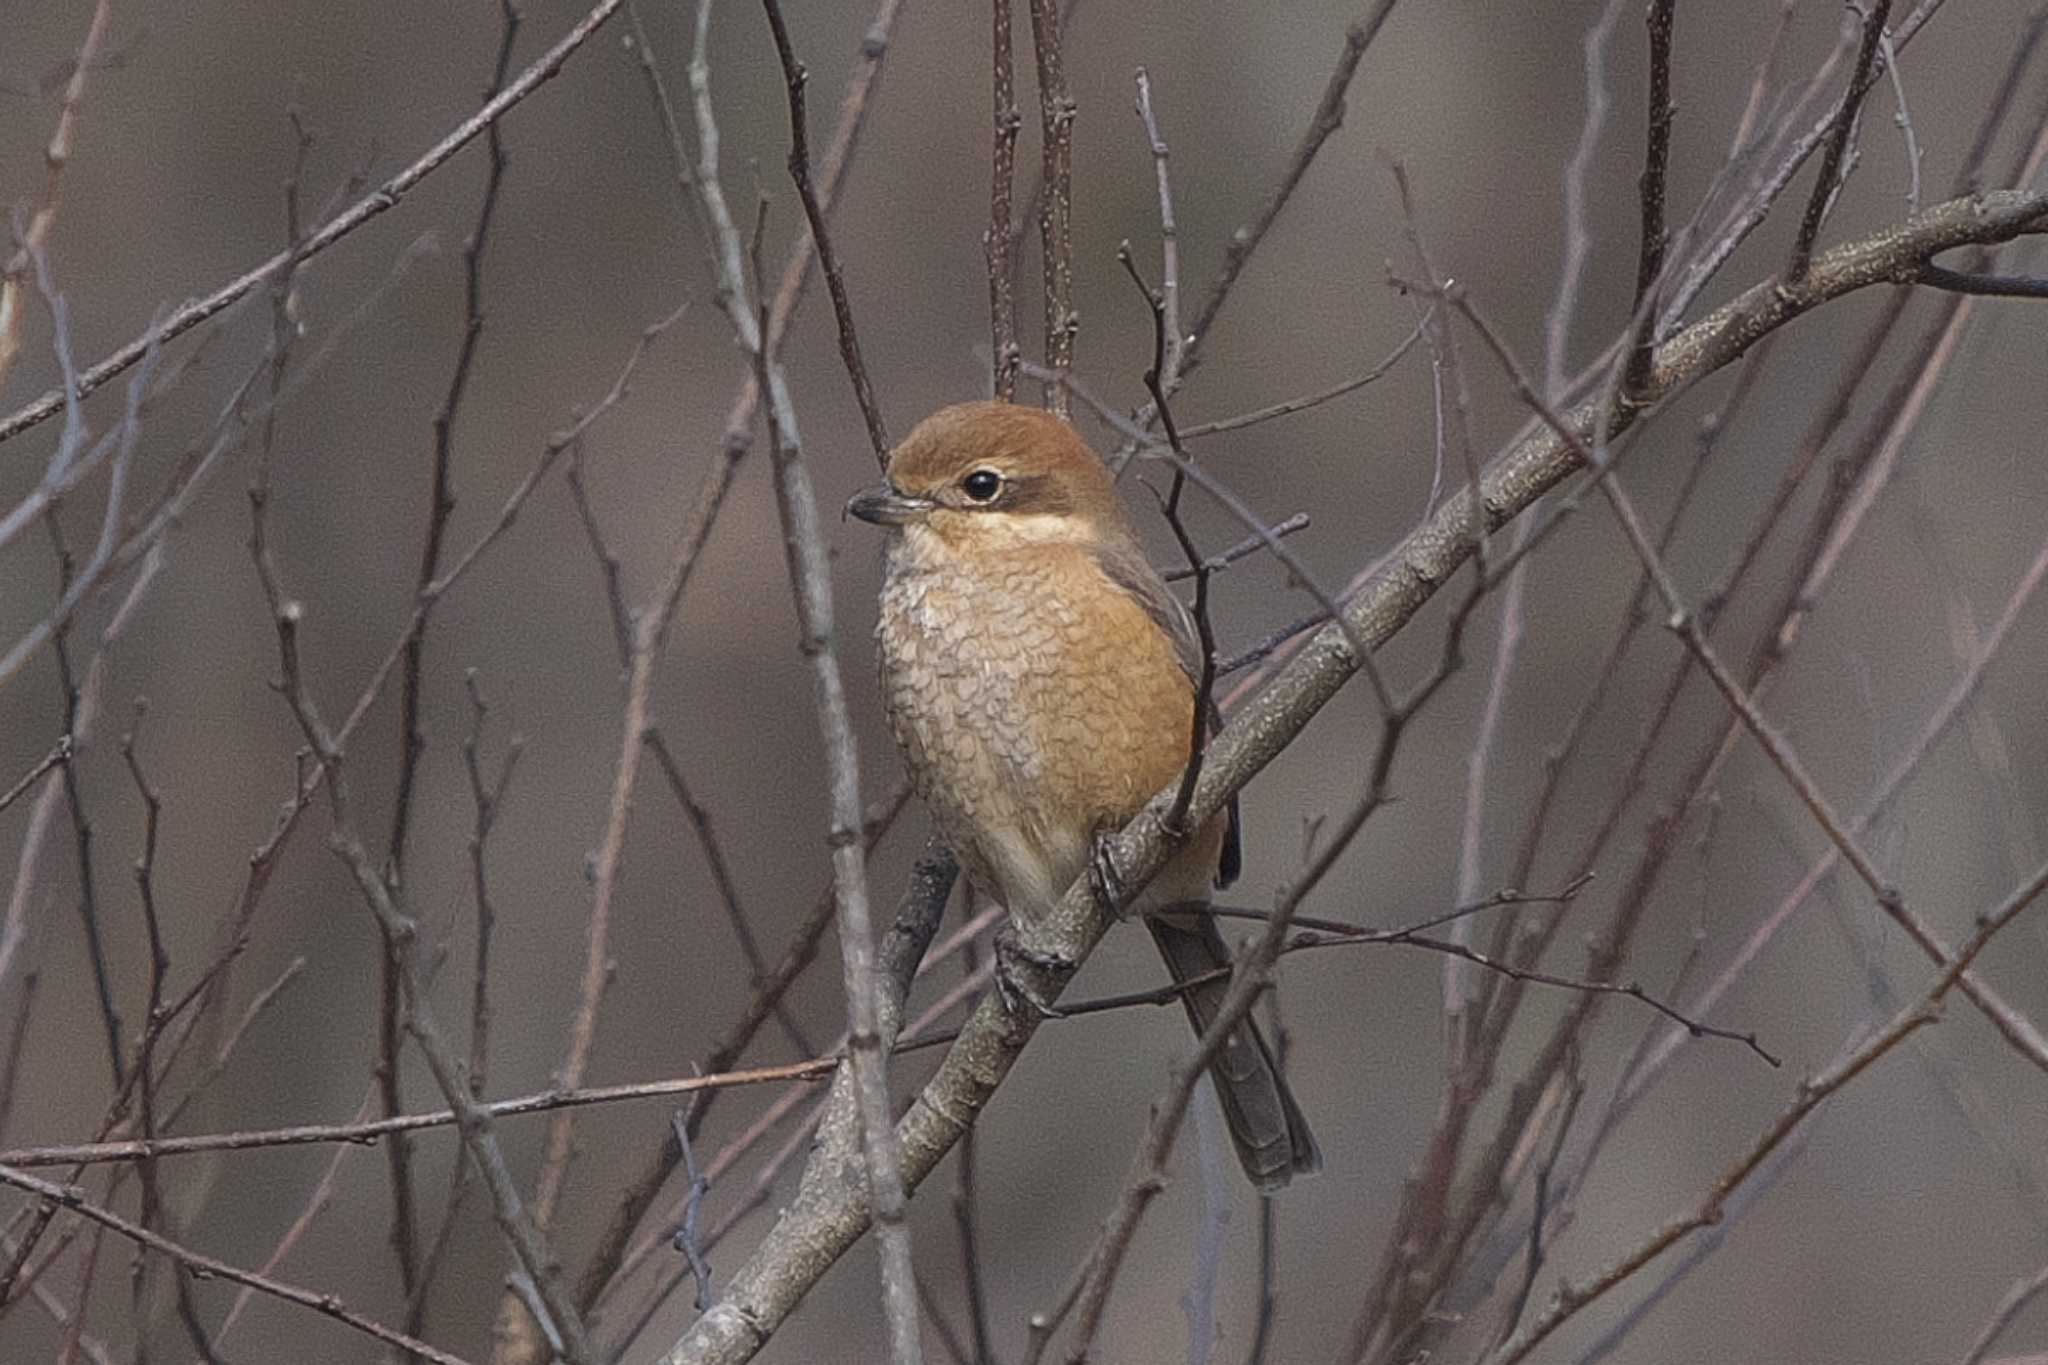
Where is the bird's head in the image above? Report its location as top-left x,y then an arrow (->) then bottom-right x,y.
845,400 -> 1127,550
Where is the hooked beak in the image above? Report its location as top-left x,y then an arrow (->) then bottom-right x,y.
845,483 -> 932,527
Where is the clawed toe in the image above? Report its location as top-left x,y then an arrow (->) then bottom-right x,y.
1089,833 -> 1129,918
994,928 -> 1069,1020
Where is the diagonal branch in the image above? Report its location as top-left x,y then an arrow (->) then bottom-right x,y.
760,0 -> 891,464
1485,855 -> 2048,1365
0,0 -> 112,399
1179,0 -> 1399,385
0,1162 -> 476,1365
658,183 -> 2048,1365
0,0 -> 627,451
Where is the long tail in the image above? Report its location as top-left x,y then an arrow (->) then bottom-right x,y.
1146,912 -> 1322,1192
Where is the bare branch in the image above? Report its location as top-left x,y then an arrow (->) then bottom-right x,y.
0,1061 -> 832,1170
1788,0 -> 1892,279
751,272 -> 923,1365
1627,0 -> 1676,393
381,4 -> 522,1307
760,0 -> 891,464
1390,161 -> 1484,571
1915,261 -> 2048,298
0,0 -> 629,450
1115,243 -> 1215,837
1443,282 -> 2048,1078
0,737 -> 70,816
0,1162 -> 477,1365
1132,69 -> 1184,381
1486,857 -> 2048,1364
0,0 -> 112,398
662,185 -> 2048,1365
1177,316 -> 1425,439
1025,0 -> 1077,414
1180,1 -> 1399,384
987,0 -> 1022,399
1545,0 -> 1628,399
1161,512 -> 1310,582
1961,1260 -> 2048,1365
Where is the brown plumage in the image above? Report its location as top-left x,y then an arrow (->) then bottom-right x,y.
848,399 -> 1320,1191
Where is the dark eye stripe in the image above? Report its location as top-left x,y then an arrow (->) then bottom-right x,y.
990,474 -> 1073,516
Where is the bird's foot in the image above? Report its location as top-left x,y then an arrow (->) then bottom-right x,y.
994,926 -> 1070,1020
1089,831 -> 1130,920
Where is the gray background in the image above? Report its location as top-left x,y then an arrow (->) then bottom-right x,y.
3,1 -> 2047,1362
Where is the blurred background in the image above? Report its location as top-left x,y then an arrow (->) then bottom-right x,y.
2,1 -> 2047,1361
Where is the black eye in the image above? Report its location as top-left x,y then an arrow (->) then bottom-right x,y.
961,469 -> 1003,502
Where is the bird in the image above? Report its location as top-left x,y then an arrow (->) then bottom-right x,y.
846,399 -> 1321,1192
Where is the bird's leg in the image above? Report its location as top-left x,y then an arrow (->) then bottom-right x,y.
1089,830 -> 1130,920
993,923 -> 1070,1020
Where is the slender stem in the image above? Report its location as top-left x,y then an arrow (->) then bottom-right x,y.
0,1162 -> 477,1365
0,0 -> 629,450
1025,0 -> 1076,414
987,0 -> 1022,400
1789,0 -> 1892,279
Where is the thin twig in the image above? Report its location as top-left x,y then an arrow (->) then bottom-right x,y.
210,1084 -> 367,1352
760,0 -> 891,464
670,1113 -> 715,1311
1390,161 -> 1484,572
1026,0 -> 1076,414
1877,26 -> 1921,213
1178,319 -> 1426,440
750,229 -> 923,1365
0,737 -> 70,816
46,507 -> 123,1097
0,1162 -> 477,1365
662,184 -> 2048,1365
0,0 -> 628,450
1789,0 -> 1892,279
253,509 -> 591,1359
1133,69 -> 1184,381
987,0 -> 1022,399
1118,232 -> 1214,837
1627,0 -> 1676,394
380,3 -> 522,1307
1659,0 -> 1958,331
577,781 -> 912,1318
645,731 -> 813,1054
121,708 -> 222,1362
1178,1 -> 1399,385
1960,1259 -> 2048,1365
0,0 -> 112,398
1544,0 -> 1628,400
1487,858 -> 2048,1364
1445,284 -> 2048,1078
0,1060 -> 832,1170
1039,884 -> 1771,1066
951,1061 -> 996,1365
1161,513 -> 1310,582
0,973 -> 38,1145
1915,261 -> 2048,298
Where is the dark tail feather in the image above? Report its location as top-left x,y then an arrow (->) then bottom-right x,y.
1146,913 -> 1322,1192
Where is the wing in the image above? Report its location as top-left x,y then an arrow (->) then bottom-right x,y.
1089,540 -> 1244,888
